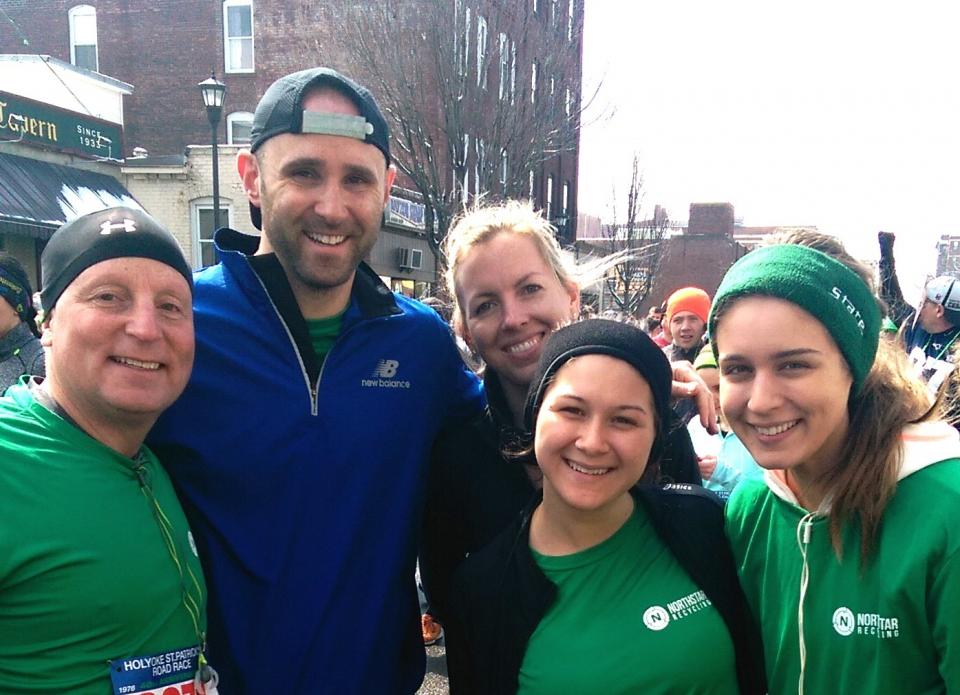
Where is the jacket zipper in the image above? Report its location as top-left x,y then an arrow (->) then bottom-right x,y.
249,270 -> 397,416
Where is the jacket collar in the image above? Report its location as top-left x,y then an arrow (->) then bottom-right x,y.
0,322 -> 36,359
214,227 -> 401,321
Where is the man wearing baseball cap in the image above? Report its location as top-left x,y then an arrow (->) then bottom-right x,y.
148,68 -> 482,693
904,274 -> 960,394
0,207 -> 215,694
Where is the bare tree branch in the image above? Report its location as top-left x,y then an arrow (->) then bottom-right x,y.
328,0 -> 588,261
602,154 -> 668,317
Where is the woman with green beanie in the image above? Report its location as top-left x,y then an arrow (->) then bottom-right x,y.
711,233 -> 960,694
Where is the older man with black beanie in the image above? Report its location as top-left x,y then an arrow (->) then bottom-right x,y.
0,207 -> 217,694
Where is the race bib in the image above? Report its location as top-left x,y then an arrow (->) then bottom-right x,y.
908,346 -> 956,394
109,646 -> 201,695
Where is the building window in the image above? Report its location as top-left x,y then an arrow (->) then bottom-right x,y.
498,32 -> 508,100
460,6 -> 472,80
528,170 -> 535,201
562,181 -> 570,217
476,14 -> 488,88
192,199 -> 231,269
462,133 -> 470,203
500,149 -> 508,188
227,111 -> 254,144
223,0 -> 254,73
546,175 -> 554,221
530,61 -> 538,104
567,0 -> 575,41
510,40 -> 517,105
68,5 -> 98,72
533,0 -> 539,13
474,138 -> 485,196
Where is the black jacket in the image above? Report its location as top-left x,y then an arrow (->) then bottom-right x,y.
445,485 -> 766,695
420,371 -> 701,624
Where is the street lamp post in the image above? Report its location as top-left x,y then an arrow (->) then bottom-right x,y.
198,73 -> 227,233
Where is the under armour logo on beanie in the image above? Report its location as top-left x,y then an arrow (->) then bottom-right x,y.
40,206 -> 193,312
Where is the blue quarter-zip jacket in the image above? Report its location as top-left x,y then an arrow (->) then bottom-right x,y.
149,229 -> 483,694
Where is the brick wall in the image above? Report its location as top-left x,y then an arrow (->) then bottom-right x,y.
122,144 -> 255,267
687,202 -> 735,237
642,234 -> 750,313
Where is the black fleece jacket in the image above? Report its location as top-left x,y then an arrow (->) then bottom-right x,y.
445,485 -> 766,695
420,370 -> 701,624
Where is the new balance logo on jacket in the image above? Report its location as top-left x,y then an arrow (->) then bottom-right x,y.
362,359 -> 411,389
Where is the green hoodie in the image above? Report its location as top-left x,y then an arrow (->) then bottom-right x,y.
726,421 -> 960,695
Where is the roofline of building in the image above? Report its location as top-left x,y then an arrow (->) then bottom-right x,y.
0,54 -> 134,93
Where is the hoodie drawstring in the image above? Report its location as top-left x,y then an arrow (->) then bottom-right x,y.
795,512 -> 817,695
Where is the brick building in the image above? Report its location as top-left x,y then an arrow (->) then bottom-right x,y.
938,234 -> 960,277
0,1 -> 584,289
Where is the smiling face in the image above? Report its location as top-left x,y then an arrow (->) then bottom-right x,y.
240,87 -> 396,317
715,296 -> 852,483
534,354 -> 657,520
670,311 -> 706,350
454,231 -> 579,409
42,257 -> 194,441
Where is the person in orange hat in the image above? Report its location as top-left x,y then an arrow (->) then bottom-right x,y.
664,287 -> 711,364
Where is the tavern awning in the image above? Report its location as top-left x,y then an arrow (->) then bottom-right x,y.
0,152 -> 142,240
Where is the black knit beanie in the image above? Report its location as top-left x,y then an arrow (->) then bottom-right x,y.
41,207 -> 193,311
523,319 -> 673,432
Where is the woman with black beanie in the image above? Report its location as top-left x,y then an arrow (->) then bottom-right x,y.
445,319 -> 765,695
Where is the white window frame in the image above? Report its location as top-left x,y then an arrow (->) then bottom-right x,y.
462,133 -> 471,203
498,32 -> 508,100
531,61 -> 538,104
476,14 -> 488,88
191,198 -> 233,269
68,5 -> 98,72
562,181 -> 570,215
226,111 -> 254,145
510,40 -> 517,105
546,175 -> 554,221
223,0 -> 255,74
462,6 -> 472,80
474,137 -> 485,196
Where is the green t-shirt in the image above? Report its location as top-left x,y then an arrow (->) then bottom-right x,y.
726,458 -> 960,695
0,383 -> 207,694
519,506 -> 740,695
307,311 -> 345,366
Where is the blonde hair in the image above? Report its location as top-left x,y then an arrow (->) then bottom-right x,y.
443,200 -> 626,335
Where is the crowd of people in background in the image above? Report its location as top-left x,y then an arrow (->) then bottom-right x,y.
1,64 -> 958,695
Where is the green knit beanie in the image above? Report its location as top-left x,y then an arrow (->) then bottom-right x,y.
709,244 -> 881,393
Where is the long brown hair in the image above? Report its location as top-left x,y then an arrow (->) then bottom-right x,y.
719,230 -> 937,564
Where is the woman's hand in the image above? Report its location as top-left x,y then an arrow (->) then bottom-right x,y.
671,361 -> 718,434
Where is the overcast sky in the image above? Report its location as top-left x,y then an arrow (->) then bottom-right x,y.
578,0 -> 960,296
